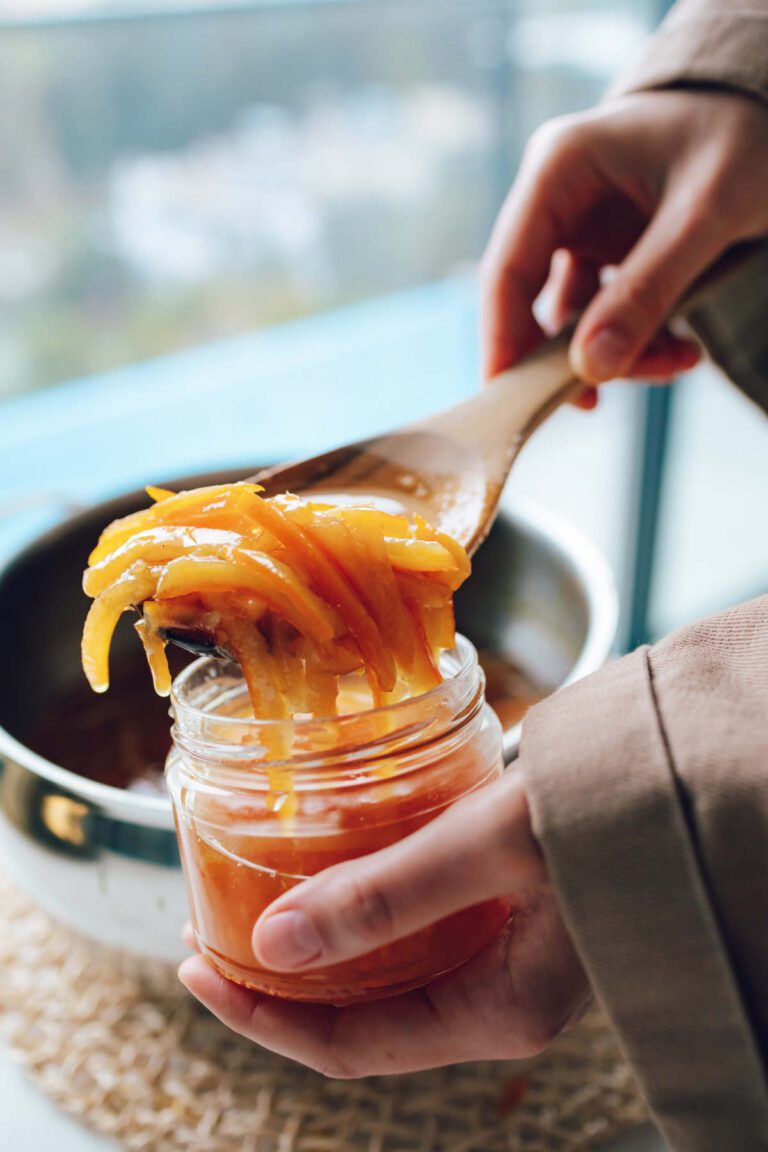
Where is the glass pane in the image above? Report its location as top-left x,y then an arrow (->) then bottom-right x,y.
0,0 -> 656,399
650,365 -> 768,638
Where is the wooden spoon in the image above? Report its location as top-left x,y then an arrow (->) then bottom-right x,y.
159,243 -> 764,660
255,331 -> 577,557
254,242 -> 764,555
161,335 -> 579,658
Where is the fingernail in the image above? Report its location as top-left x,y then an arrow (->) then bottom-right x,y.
177,956 -> 199,988
576,327 -> 630,382
253,910 -> 323,970
574,385 -> 598,411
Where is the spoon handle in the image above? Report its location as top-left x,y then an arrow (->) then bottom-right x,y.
419,238 -> 768,470
412,326 -> 577,481
406,239 -> 768,554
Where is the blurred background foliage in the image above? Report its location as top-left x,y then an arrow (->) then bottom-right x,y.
0,0 -> 655,397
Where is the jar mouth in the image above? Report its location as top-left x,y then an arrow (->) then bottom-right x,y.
169,633 -> 483,772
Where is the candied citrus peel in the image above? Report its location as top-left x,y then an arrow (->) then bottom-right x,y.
81,482 -> 470,719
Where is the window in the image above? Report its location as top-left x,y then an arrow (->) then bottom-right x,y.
0,0 -> 656,399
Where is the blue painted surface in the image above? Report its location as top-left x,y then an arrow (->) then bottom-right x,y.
0,277 -> 479,562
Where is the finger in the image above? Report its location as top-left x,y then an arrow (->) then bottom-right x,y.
253,769 -> 542,972
571,195 -> 725,383
539,252 -> 600,410
180,953 -> 466,1077
550,271 -> 700,385
544,250 -> 601,331
178,956 -> 346,1073
627,332 -> 701,380
179,935 -> 514,1077
180,895 -> 586,1077
480,127 -> 580,379
574,386 -> 599,410
182,921 -> 198,951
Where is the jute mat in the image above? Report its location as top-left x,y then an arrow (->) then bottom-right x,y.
0,870 -> 647,1151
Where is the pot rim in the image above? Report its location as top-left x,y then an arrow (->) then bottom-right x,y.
0,493 -> 617,822
498,496 -> 617,759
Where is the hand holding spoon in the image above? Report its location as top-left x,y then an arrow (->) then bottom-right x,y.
254,242 -> 764,554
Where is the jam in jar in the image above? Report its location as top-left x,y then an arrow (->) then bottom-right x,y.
166,635 -> 507,1004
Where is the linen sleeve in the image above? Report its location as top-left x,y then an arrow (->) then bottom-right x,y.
610,0 -> 768,107
519,596 -> 768,1150
610,0 -> 768,412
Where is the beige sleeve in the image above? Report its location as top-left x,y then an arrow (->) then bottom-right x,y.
610,0 -> 768,105
608,0 -> 768,413
520,596 -> 768,1150
520,23 -> 768,1142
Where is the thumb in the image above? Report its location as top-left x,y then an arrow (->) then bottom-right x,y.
571,195 -> 725,383
252,769 -> 542,972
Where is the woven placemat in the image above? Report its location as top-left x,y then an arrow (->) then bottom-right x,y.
0,870 -> 647,1151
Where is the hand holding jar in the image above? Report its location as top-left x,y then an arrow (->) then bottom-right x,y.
178,766 -> 590,1077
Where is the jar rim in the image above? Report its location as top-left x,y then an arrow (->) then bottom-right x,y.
169,633 -> 484,774
171,632 -> 477,726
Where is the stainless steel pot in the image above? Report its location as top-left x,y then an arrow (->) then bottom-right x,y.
0,470 -> 617,960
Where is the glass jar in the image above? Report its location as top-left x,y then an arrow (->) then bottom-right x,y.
166,634 -> 507,1005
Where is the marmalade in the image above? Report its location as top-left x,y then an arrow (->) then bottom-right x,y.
166,643 -> 507,1003
82,482 -> 509,1003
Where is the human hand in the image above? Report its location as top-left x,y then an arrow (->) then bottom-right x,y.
178,767 -> 590,1077
482,89 -> 768,397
